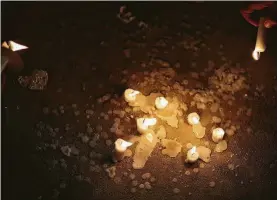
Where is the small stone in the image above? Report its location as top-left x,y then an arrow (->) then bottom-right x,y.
101,132 -> 109,139
193,168 -> 199,173
123,172 -> 128,176
114,177 -> 121,184
226,129 -> 235,136
132,180 -> 138,186
139,184 -> 145,189
142,173 -> 151,180
144,182 -> 152,190
130,188 -> 137,193
215,140 -> 228,153
228,163 -> 235,170
87,127 -> 93,134
185,171 -> 191,175
199,163 -> 205,168
150,177 -> 156,182
81,135 -> 90,143
106,166 -> 116,178
106,140 -> 113,146
173,188 -> 180,194
60,182 -> 66,189
209,181 -> 216,187
129,173 -> 136,180
74,110 -> 80,116
172,178 -> 178,182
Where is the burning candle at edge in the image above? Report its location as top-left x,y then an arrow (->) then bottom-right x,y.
187,112 -> 200,125
113,138 -> 133,162
136,118 -> 157,134
252,17 -> 266,61
2,41 -> 28,52
155,97 -> 168,110
212,127 -> 225,143
124,89 -> 140,103
186,146 -> 199,163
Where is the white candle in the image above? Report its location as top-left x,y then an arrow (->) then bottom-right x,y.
124,89 -> 140,103
186,146 -> 199,163
187,112 -> 200,125
252,17 -> 266,61
136,118 -> 157,134
155,97 -> 168,110
113,139 -> 133,162
212,128 -> 225,143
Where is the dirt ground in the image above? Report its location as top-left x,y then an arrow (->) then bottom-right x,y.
1,2 -> 277,200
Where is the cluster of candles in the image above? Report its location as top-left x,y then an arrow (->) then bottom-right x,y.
114,89 -> 226,164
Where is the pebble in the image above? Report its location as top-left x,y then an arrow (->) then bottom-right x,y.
199,163 -> 205,168
172,178 -> 178,182
193,168 -> 199,173
173,188 -> 180,194
142,173 -> 151,180
150,177 -> 156,182
209,181 -> 216,187
129,173 -> 136,180
228,164 -> 235,170
81,135 -> 90,143
139,184 -> 145,189
114,177 -> 121,184
132,180 -> 138,186
71,109 -> 79,116
130,188 -> 137,193
106,140 -> 113,146
185,171 -> 191,175
144,182 -> 152,190
87,127 -> 93,134
106,166 -> 116,178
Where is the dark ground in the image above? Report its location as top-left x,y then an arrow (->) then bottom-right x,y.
1,2 -> 277,200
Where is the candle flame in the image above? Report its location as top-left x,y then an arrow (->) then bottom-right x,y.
8,41 -> 28,52
143,118 -> 157,126
130,90 -> 140,97
252,50 -> 260,61
145,133 -> 153,143
213,128 -> 225,137
155,97 -> 168,109
191,146 -> 197,154
115,139 -> 133,151
188,112 -> 200,125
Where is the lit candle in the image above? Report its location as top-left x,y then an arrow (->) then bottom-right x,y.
252,17 -> 266,61
113,139 -> 133,162
124,89 -> 140,103
186,146 -> 199,163
187,112 -> 200,125
155,97 -> 168,110
212,128 -> 225,143
136,118 -> 157,134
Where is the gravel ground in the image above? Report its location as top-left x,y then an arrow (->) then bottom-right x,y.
2,2 -> 277,200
